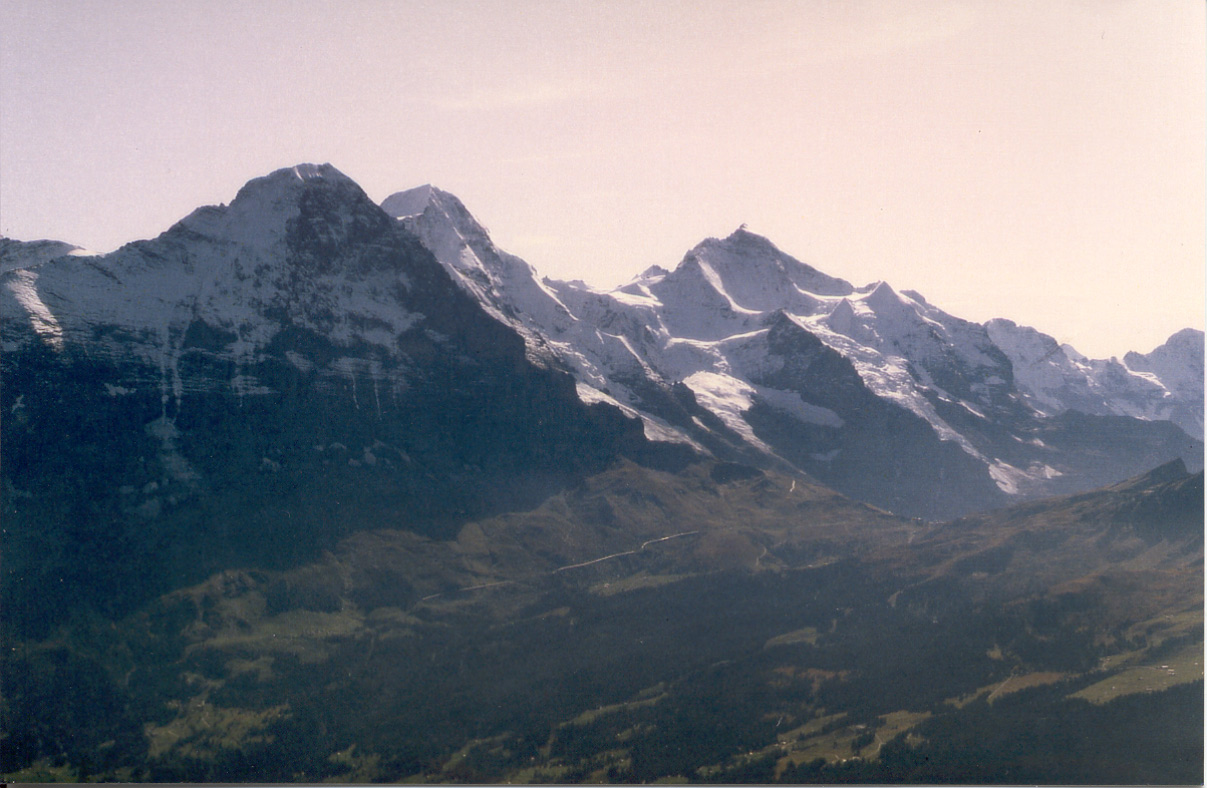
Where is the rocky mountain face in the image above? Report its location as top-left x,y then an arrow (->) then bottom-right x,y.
0,165 -> 670,637
386,185 -> 1202,519
986,320 -> 1203,441
2,164 -> 1200,635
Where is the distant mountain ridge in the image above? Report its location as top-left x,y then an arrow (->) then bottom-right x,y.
2,163 -> 1200,529
384,179 -> 1201,518
986,319 -> 1203,441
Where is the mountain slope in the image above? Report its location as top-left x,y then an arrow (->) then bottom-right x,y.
6,458 -> 1199,783
986,319 -> 1203,440
383,188 -> 1201,519
0,164 -> 663,638
382,184 -> 702,449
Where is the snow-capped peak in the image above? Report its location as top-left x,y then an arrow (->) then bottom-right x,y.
861,280 -> 902,311
384,183 -> 577,351
290,163 -> 335,180
986,320 -> 1202,439
825,297 -> 858,336
174,162 -> 375,251
1128,328 -> 1204,361
230,163 -> 358,203
7,165 -> 1196,526
381,186 -> 494,249
653,229 -> 851,322
0,238 -> 92,274
381,184 -> 437,220
719,225 -> 780,252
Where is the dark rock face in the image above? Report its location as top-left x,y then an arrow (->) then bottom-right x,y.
742,312 -> 1007,519
0,165 -> 649,637
397,196 -> 1202,521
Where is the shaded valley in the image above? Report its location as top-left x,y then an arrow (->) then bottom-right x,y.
4,460 -> 1200,783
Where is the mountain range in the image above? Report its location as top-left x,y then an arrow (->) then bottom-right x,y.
390,178 -> 1202,517
5,164 -> 1197,528
0,164 -> 1201,782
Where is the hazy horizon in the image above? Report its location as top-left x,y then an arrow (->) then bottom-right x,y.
2,0 -> 1203,358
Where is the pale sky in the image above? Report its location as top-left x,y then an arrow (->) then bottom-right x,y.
2,0 -> 1203,358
